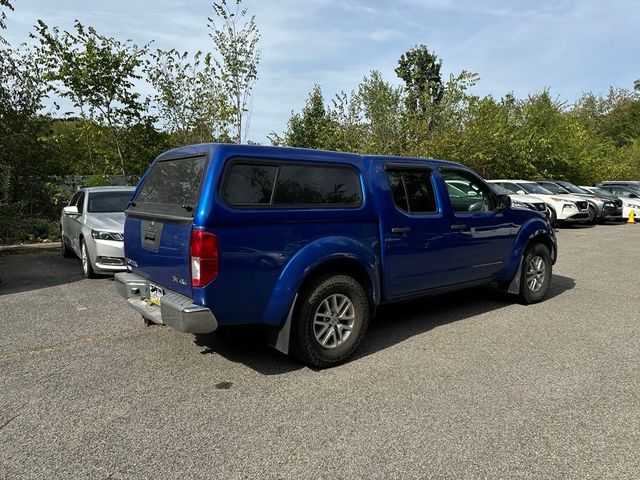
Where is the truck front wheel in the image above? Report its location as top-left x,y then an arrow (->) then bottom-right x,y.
292,274 -> 370,368
518,243 -> 552,304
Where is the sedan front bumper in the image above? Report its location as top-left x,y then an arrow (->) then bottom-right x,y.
114,272 -> 218,334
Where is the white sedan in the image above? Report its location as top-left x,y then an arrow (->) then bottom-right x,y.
488,180 -> 589,226
60,186 -> 135,278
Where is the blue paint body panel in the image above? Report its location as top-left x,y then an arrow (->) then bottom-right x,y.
123,144 -> 557,328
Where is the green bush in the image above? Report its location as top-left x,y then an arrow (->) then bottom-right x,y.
0,206 -> 61,245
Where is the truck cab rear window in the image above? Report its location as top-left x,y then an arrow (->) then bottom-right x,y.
130,156 -> 207,217
224,162 -> 362,207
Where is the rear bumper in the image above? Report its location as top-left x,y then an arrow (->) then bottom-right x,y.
114,272 -> 218,334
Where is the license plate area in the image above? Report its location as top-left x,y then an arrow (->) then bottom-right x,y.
149,284 -> 164,306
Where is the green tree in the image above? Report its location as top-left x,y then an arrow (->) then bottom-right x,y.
35,20 -> 149,176
355,70 -> 404,155
146,49 -> 232,145
396,44 -> 443,123
0,0 -> 13,44
208,0 -> 260,143
274,85 -> 334,149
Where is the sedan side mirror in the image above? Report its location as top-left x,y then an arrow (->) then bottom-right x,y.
516,190 -> 526,195
63,205 -> 79,216
495,194 -> 511,212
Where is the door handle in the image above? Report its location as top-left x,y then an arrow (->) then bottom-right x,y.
391,227 -> 411,234
451,222 -> 467,232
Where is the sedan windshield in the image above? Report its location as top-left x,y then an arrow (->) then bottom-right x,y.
517,183 -> 553,195
588,187 -> 613,197
88,191 -> 133,213
557,182 -> 589,195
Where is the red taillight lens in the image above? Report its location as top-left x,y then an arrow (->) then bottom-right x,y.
190,229 -> 219,287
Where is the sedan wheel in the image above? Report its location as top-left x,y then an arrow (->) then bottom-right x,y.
81,240 -> 96,278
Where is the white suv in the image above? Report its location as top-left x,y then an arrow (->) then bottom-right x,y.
488,180 -> 589,226
60,186 -> 135,278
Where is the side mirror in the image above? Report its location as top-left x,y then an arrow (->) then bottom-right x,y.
629,193 -> 638,199
63,205 -> 79,216
516,190 -> 526,195
495,194 -> 511,212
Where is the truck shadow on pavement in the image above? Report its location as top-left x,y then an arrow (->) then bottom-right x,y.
193,274 -> 576,376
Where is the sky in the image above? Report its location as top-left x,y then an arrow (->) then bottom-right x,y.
3,0 -> 640,143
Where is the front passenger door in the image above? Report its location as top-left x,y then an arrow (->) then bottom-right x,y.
440,168 -> 513,285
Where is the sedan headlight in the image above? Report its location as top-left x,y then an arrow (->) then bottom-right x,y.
511,200 -> 528,209
91,230 -> 124,241
624,203 -> 640,209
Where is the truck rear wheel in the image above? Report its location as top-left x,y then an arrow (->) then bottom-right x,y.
518,243 -> 552,304
292,274 -> 369,368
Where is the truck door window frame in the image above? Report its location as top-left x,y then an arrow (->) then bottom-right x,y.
439,168 -> 496,214
384,164 -> 439,215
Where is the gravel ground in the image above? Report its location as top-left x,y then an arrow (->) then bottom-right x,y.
1,224 -> 639,479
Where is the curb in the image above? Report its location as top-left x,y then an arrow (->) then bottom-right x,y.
0,242 -> 62,255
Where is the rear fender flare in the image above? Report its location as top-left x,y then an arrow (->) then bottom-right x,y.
263,236 -> 380,329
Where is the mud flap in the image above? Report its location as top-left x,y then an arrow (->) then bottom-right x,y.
507,256 -> 524,295
267,294 -> 297,355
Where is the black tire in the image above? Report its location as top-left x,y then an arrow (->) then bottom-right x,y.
518,243 -> 552,305
80,239 -> 96,279
61,230 -> 74,258
587,205 -> 597,225
292,274 -> 370,368
548,207 -> 557,227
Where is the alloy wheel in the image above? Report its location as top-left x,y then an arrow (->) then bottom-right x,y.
313,294 -> 355,349
526,255 -> 546,292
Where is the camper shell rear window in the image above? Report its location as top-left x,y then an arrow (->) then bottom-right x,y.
129,155 -> 208,218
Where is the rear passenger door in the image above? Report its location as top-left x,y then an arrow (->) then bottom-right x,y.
440,168 -> 513,285
382,164 -> 451,298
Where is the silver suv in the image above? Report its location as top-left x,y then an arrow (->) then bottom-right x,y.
60,186 -> 135,278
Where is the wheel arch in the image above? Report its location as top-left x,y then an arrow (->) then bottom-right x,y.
265,236 -> 380,354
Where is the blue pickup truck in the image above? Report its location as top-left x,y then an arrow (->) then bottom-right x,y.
115,144 -> 556,367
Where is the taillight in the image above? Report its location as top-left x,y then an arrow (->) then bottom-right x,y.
190,229 -> 219,287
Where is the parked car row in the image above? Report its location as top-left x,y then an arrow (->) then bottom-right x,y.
486,179 -> 640,226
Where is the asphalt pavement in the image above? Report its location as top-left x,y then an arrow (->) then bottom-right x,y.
1,224 -> 639,479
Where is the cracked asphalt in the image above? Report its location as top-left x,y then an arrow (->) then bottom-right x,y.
1,224 -> 639,479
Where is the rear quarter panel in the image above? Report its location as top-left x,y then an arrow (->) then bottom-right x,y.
195,145 -> 380,327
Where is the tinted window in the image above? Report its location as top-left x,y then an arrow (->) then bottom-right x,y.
442,170 -> 493,213
387,170 -> 437,213
88,191 -> 133,213
273,165 -> 360,205
224,164 -> 278,205
131,156 -> 207,217
224,162 -> 361,207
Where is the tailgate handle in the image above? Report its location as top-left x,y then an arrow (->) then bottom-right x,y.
144,232 -> 156,241
451,222 -> 467,232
